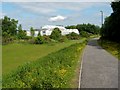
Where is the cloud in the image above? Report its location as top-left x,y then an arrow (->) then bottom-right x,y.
13,3 -> 96,15
49,15 -> 67,22
2,2 -> 112,30
2,0 -> 112,2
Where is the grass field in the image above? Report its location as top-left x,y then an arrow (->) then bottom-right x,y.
2,40 -> 83,75
98,39 -> 120,60
3,40 -> 87,88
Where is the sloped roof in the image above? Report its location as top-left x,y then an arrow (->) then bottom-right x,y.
42,25 -> 66,30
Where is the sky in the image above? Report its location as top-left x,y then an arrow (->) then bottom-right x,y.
1,2 -> 113,30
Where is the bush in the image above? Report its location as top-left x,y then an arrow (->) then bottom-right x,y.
66,32 -> 80,40
2,32 -> 14,45
80,31 -> 90,38
58,36 -> 68,42
2,41 -> 87,88
35,36 -> 44,44
50,28 -> 62,41
42,35 -> 51,43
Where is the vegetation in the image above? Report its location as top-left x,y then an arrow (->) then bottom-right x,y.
2,16 -> 100,45
66,32 -> 80,40
100,1 -> 120,42
17,24 -> 27,39
99,1 -> 120,59
2,40 -> 83,75
66,23 -> 100,37
2,16 -> 18,44
30,27 -> 35,38
98,39 -> 120,60
3,40 -> 87,88
50,28 -> 62,41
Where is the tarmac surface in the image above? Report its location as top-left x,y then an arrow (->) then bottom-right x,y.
80,38 -> 118,88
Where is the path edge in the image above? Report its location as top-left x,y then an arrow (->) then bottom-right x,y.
78,45 -> 86,88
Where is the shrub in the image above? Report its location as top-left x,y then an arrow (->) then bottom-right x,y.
35,36 -> 44,44
80,31 -> 90,38
66,32 -> 80,40
2,32 -> 14,45
50,28 -> 62,41
42,35 -> 51,43
58,36 -> 68,43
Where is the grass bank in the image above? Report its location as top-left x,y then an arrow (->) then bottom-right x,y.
3,40 -> 82,75
2,40 -> 87,88
98,39 -> 120,60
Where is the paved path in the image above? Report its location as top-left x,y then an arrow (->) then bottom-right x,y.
80,38 -> 118,88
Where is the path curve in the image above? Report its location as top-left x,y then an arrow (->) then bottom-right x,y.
80,38 -> 118,88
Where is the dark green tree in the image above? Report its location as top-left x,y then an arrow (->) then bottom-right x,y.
66,32 -> 80,40
17,24 -> 26,39
66,23 -> 100,36
2,16 -> 18,36
50,28 -> 62,41
38,31 -> 41,36
101,1 -> 120,42
30,27 -> 35,37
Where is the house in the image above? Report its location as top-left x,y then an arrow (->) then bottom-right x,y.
26,25 -> 79,37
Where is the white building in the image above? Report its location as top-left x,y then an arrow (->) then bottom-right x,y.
26,25 -> 79,37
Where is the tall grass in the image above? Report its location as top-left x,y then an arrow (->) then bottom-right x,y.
98,39 -> 120,60
2,41 -> 87,88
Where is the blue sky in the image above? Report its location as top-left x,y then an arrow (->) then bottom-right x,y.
1,2 -> 113,30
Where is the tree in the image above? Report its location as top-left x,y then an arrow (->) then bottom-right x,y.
50,28 -> 62,41
66,32 -> 80,40
35,36 -> 44,44
2,16 -> 18,44
66,23 -> 100,36
17,24 -> 26,39
101,1 -> 120,42
2,16 -> 18,36
30,27 -> 35,37
38,31 -> 41,36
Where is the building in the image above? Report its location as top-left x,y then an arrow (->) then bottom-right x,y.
26,25 -> 79,37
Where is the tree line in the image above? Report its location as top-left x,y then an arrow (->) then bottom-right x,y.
65,23 -> 100,37
1,16 -> 38,44
1,15 -> 100,45
100,1 -> 120,42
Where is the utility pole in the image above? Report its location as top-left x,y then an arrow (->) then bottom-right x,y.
100,11 -> 103,27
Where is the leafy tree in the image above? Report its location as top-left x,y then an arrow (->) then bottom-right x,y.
66,32 -> 80,40
2,16 -> 18,36
38,31 -> 41,36
80,31 -> 90,38
50,28 -> 62,41
17,24 -> 26,39
65,25 -> 76,29
101,1 -> 120,42
35,36 -> 44,44
2,16 -> 18,44
66,23 -> 100,36
30,27 -> 35,37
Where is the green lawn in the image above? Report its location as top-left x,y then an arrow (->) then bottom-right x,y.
2,40 -> 82,75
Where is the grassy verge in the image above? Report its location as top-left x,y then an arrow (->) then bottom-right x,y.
2,40 -> 81,75
98,39 -> 120,60
2,40 -> 87,88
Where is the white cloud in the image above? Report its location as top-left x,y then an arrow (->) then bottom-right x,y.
13,3 -> 101,15
2,0 -> 112,2
49,15 -> 67,22
2,2 -> 112,29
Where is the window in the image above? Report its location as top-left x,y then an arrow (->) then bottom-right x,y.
43,31 -> 46,34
